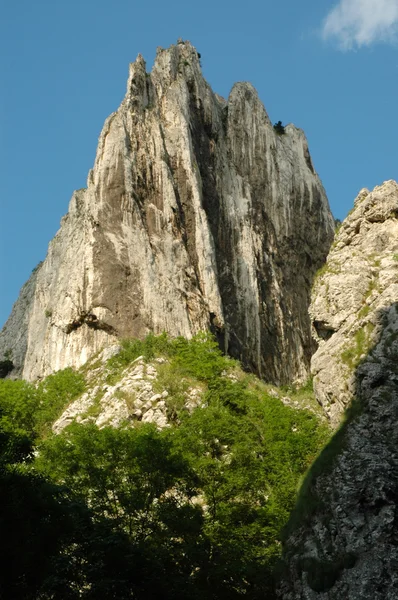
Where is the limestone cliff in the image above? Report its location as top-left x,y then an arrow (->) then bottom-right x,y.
279,181 -> 398,599
0,40 -> 334,382
310,180 -> 398,424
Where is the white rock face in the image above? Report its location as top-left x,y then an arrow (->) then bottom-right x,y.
310,180 -> 398,424
1,40 -> 334,383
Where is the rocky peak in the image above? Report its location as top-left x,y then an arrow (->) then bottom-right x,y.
0,40 -> 334,382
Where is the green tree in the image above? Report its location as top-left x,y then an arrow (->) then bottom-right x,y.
170,376 -> 328,598
0,358 -> 13,378
0,367 -> 85,439
0,414 -> 89,599
37,423 -> 207,599
0,379 -> 38,437
273,121 -> 286,135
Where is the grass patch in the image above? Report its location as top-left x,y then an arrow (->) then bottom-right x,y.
153,362 -> 191,409
154,370 -> 193,421
105,332 -> 173,384
313,262 -> 340,287
358,304 -> 370,319
340,323 -> 375,370
83,389 -> 104,419
279,378 -> 324,417
113,389 -> 137,413
363,276 -> 379,301
108,332 -> 173,368
313,263 -> 329,280
105,331 -> 233,386
367,252 -> 381,268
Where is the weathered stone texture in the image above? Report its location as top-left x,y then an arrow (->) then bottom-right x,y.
280,180 -> 398,600
1,41 -> 334,382
310,180 -> 398,424
279,301 -> 398,600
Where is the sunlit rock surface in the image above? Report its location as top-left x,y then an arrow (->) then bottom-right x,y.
310,180 -> 398,424
0,40 -> 334,382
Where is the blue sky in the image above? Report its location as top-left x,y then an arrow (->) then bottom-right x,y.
1,0 -> 397,327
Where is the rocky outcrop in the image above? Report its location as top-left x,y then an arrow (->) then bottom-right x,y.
279,300 -> 398,600
310,180 -> 398,424
52,340 -> 324,436
52,346 -> 204,434
1,40 -> 334,382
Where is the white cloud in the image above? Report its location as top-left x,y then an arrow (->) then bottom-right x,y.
322,0 -> 398,49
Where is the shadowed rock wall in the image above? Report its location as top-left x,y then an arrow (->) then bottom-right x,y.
279,301 -> 398,599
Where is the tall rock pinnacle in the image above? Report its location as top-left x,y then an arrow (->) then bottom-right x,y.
0,40 -> 334,381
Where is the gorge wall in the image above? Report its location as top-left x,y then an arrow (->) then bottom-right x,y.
280,306 -> 398,600
311,180 -> 398,425
0,40 -> 334,382
280,180 -> 398,599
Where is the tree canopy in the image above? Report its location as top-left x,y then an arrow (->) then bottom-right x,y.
0,334 -> 329,598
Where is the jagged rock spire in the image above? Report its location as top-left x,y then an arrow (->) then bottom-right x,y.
0,40 -> 334,381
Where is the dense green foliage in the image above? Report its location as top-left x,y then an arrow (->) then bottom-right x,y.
0,367 -> 85,438
0,414 -> 87,599
0,334 -> 330,598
